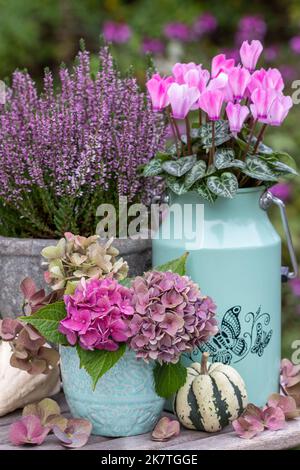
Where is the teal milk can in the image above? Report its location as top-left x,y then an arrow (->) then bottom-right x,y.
152,187 -> 298,406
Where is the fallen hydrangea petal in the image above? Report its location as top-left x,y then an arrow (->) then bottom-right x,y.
267,393 -> 300,420
0,318 -> 23,341
262,406 -> 286,431
151,417 -> 180,441
23,398 -> 61,427
9,415 -> 50,446
53,419 -> 92,448
280,358 -> 300,388
232,414 -> 264,439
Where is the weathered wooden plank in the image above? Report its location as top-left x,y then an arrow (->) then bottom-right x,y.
160,418 -> 300,450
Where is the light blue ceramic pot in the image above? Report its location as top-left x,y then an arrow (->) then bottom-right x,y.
60,347 -> 165,437
152,188 -> 281,406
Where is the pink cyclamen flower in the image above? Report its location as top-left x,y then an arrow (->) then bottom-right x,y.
146,74 -> 174,111
290,36 -> 300,54
228,66 -> 251,100
226,102 -> 249,135
248,68 -> 284,95
183,68 -> 210,93
240,40 -> 263,72
266,94 -> 293,126
199,89 -> 224,121
103,21 -> 132,44
250,88 -> 277,121
9,415 -> 50,446
269,183 -> 291,202
172,62 -> 204,85
167,83 -> 200,119
211,54 -> 235,78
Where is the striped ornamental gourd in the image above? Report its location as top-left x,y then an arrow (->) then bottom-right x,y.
175,353 -> 248,433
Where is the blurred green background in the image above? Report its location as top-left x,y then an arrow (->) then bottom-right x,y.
0,0 -> 299,361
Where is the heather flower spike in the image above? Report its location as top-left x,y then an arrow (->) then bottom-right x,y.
152,417 -> 180,441
240,40 -> 263,72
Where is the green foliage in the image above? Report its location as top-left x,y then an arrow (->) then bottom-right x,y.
153,361 -> 187,398
76,343 -> 126,389
154,252 -> 189,275
20,301 -> 68,345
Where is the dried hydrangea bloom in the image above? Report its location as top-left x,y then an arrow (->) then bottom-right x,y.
126,270 -> 218,364
42,233 -> 128,290
0,318 -> 59,375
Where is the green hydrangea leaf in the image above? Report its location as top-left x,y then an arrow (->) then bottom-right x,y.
207,172 -> 239,199
20,301 -> 68,345
153,361 -> 187,399
184,160 -> 207,188
76,343 -> 126,389
162,155 -> 197,177
155,252 -> 189,276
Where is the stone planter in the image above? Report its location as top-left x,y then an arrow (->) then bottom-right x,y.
0,236 -> 152,318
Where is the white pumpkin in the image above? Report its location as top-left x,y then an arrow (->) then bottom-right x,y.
175,352 -> 248,432
0,341 -> 60,416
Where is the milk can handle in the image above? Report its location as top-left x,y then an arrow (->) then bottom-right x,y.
260,190 -> 298,282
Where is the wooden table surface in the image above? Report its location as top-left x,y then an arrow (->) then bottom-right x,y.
1,392 -> 300,450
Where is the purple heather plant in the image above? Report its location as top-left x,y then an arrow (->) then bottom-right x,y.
126,271 -> 218,364
0,45 -> 166,238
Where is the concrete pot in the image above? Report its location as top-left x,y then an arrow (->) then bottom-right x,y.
0,236 -> 152,318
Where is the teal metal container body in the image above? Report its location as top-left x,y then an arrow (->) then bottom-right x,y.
152,188 -> 281,406
60,347 -> 165,436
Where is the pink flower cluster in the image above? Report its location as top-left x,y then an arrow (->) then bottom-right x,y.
233,393 -> 299,439
126,271 -> 218,364
146,39 -> 293,135
59,278 -> 134,351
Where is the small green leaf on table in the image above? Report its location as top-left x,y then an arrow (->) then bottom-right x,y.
153,361 -> 187,398
76,343 -> 126,389
20,301 -> 68,345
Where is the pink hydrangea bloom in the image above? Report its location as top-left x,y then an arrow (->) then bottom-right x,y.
60,278 -> 133,351
126,271 -> 218,364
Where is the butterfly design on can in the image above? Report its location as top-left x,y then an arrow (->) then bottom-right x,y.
198,305 -> 273,365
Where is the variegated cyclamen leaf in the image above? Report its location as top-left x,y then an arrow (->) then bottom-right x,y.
251,137 -> 273,155
207,172 -> 239,199
143,159 -> 163,177
199,120 -> 231,149
270,160 -> 298,176
184,160 -> 207,188
194,180 -> 217,203
165,176 -> 189,195
214,149 -> 235,169
244,156 -> 278,182
162,155 -> 197,177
